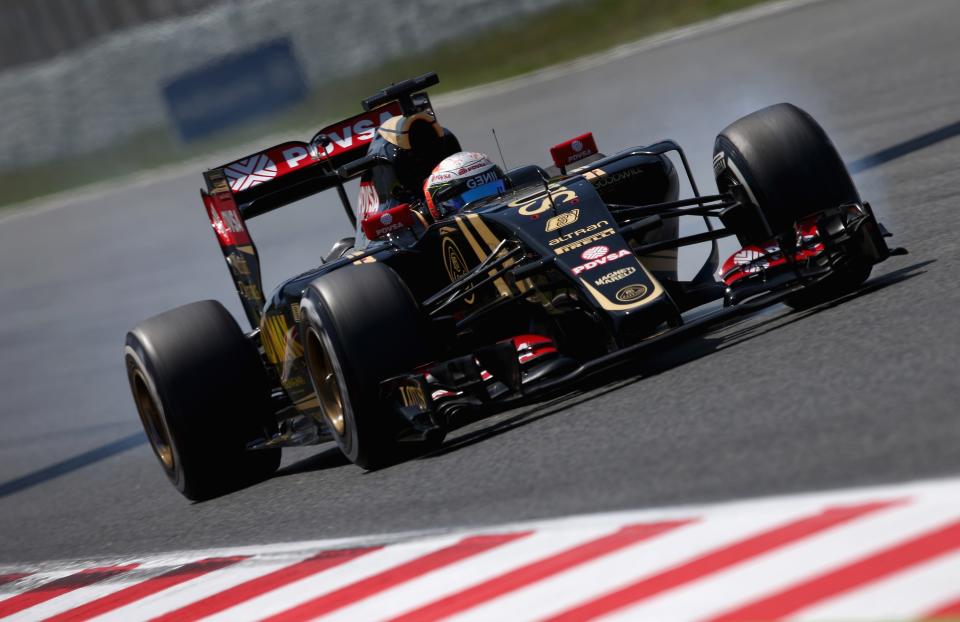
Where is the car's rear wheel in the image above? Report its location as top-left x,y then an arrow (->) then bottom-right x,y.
299,263 -> 441,469
125,300 -> 280,500
713,103 -> 871,309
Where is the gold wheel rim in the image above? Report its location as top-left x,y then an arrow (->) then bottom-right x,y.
305,327 -> 346,435
131,368 -> 174,471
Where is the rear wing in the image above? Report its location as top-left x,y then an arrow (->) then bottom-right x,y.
203,101 -> 403,221
200,72 -> 440,330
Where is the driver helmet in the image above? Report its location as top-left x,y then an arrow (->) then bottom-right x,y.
423,152 -> 506,219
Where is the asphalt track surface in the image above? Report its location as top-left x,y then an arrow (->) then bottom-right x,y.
1,0 -> 959,564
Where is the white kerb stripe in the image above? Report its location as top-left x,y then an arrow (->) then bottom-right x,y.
599,498 -> 960,622
88,558 -> 296,622
321,526 -> 615,622
790,548 -> 960,621
2,566 -> 168,622
445,508 -> 798,622
204,535 -> 465,622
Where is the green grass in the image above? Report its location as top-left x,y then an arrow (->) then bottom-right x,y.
1,0 -> 771,208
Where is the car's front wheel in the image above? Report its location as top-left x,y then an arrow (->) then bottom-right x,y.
714,103 -> 872,309
299,263 -> 441,469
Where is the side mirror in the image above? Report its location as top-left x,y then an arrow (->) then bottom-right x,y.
361,203 -> 415,241
550,132 -> 599,174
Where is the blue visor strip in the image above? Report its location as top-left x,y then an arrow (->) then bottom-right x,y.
460,179 -> 506,204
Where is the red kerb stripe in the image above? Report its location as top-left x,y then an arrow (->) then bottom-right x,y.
709,518 -> 960,621
264,532 -> 531,622
391,520 -> 694,622
545,500 -> 899,622
924,593 -> 960,619
45,556 -> 246,622
153,546 -> 378,622
0,564 -> 138,618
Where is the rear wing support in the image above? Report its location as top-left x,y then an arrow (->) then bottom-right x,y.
202,169 -> 266,329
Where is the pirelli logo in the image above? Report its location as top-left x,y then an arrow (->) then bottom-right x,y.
553,227 -> 616,255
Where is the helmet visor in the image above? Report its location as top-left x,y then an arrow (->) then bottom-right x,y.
442,179 -> 506,211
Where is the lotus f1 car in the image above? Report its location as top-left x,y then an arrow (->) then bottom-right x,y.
125,73 -> 906,499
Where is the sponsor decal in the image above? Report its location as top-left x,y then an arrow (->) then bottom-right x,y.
399,384 -> 428,410
733,249 -> 768,274
442,237 -> 475,304
361,203 -> 413,240
571,248 -> 632,275
548,220 -> 609,246
550,132 -> 599,168
510,185 -> 578,217
553,227 -> 616,255
545,209 -> 580,232
581,245 -> 610,260
373,222 -> 403,237
318,109 -> 397,158
590,166 -> 641,189
616,284 -> 649,303
458,161 -> 488,176
224,154 -> 277,192
713,152 -> 727,176
466,170 -> 500,189
357,181 -> 379,217
594,266 -> 636,286
204,194 -> 252,247
427,171 -> 456,184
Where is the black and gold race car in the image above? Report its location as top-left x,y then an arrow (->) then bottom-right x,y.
125,73 -> 905,499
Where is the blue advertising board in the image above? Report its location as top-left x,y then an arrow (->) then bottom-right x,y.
163,38 -> 308,142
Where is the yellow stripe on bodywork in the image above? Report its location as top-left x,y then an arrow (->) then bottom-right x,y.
464,214 -> 531,294
455,216 -> 511,298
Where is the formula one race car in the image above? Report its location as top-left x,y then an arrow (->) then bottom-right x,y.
125,73 -> 905,499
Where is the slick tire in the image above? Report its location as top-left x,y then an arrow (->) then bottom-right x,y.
125,300 -> 280,500
299,263 -> 440,470
714,103 -> 871,309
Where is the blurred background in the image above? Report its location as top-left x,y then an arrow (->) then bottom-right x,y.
0,0 -> 767,208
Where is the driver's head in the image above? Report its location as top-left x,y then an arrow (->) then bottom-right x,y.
423,152 -> 506,219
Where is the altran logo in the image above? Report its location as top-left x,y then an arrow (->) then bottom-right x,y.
581,246 -> 609,261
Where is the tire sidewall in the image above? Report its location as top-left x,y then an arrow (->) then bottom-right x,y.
124,338 -> 188,492
298,264 -> 433,469
299,289 -> 366,463
714,103 -> 859,241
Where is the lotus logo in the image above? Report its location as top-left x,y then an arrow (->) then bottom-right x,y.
442,237 -> 474,304
615,284 -> 649,303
